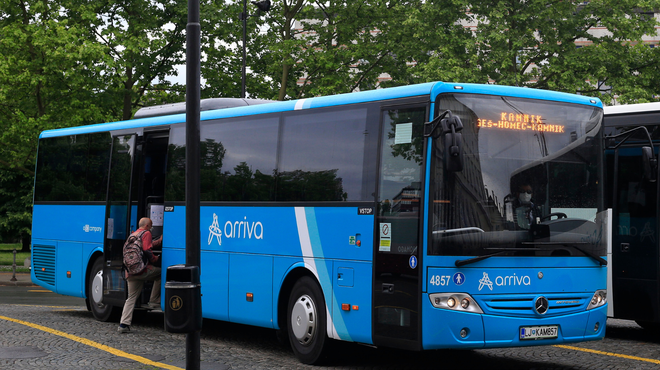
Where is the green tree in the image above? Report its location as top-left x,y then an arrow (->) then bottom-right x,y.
413,0 -> 660,103
202,0 -> 284,99
202,1 -> 465,100
0,169 -> 32,251
66,0 -> 189,119
0,0 -> 111,247
0,0 -> 109,174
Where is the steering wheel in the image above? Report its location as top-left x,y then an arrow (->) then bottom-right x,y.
541,212 -> 568,221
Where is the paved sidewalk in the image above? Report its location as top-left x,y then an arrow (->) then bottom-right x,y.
0,272 -> 36,287
0,304 -> 229,370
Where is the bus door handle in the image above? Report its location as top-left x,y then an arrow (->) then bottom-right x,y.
382,283 -> 394,294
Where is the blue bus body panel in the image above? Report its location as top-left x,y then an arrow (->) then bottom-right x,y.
55,241 -> 83,296
32,204 -> 106,243
422,265 -> 607,348
330,260 -> 373,343
229,253 -> 274,327
480,307 -> 606,346
197,206 -> 373,260
161,205 -> 374,342
31,204 -> 106,296
31,240 -> 101,297
421,299 -> 606,349
426,266 -> 606,294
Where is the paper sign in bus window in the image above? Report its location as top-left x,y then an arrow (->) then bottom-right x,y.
379,223 -> 391,252
150,205 -> 165,227
394,123 -> 413,144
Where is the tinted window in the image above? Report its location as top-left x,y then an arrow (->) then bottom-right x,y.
604,112 -> 660,142
201,116 -> 279,201
165,105 -> 377,203
34,133 -> 111,202
279,107 -> 369,201
165,117 -> 279,202
165,125 -> 185,201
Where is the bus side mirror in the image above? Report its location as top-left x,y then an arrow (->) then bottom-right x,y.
442,115 -> 464,172
642,146 -> 657,183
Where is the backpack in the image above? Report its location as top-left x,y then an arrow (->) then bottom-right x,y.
123,230 -> 148,275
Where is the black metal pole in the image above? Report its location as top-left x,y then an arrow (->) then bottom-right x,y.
241,0 -> 247,98
186,0 -> 201,367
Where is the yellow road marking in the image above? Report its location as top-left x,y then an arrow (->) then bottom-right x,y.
0,314 -> 184,370
28,290 -> 51,292
555,344 -> 660,365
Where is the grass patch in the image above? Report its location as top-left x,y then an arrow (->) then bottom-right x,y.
0,243 -> 30,267
0,265 -> 30,273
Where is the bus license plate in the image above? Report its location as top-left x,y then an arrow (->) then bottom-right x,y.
519,325 -> 558,340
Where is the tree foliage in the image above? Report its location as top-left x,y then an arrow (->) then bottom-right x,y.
2,0 -> 660,243
0,0 -> 111,247
66,0 -> 189,119
413,0 -> 660,104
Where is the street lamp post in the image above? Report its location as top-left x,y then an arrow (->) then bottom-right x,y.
240,0 -> 271,98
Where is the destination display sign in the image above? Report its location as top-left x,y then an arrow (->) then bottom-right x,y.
477,112 -> 566,133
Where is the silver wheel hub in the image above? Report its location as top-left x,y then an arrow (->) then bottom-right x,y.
291,294 -> 317,346
91,270 -> 104,306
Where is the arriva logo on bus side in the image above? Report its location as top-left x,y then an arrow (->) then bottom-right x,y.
208,213 -> 264,246
478,272 -> 531,291
83,225 -> 102,233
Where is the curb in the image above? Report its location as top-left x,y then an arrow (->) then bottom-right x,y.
0,272 -> 37,287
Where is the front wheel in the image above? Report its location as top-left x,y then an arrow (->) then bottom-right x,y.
287,276 -> 328,364
87,257 -> 119,322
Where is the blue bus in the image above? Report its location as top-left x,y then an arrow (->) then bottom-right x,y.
31,82 -> 609,363
604,102 -> 660,330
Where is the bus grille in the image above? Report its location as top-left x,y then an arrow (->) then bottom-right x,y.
32,244 -> 56,287
479,293 -> 590,317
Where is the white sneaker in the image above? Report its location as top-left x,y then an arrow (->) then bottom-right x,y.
142,303 -> 161,311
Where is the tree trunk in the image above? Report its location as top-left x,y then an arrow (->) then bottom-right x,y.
21,233 -> 31,252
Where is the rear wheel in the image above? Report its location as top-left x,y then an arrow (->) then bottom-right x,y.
87,257 -> 120,322
287,276 -> 328,364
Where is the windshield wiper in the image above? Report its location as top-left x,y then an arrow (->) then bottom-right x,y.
455,248 -> 543,267
521,242 -> 607,266
455,251 -> 508,267
454,243 -> 607,267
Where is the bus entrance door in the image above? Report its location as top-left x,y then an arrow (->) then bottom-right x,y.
103,134 -> 140,307
372,105 -> 426,350
611,146 -> 660,323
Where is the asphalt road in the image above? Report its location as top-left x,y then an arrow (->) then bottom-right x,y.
0,285 -> 86,307
0,284 -> 659,369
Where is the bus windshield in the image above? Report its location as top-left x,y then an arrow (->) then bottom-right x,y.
429,94 -> 607,258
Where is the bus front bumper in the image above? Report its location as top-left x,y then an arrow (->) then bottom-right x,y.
421,298 -> 607,350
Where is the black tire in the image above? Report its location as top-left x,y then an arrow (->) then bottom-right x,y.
87,257 -> 120,322
287,276 -> 328,364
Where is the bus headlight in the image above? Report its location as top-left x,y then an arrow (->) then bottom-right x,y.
429,293 -> 483,314
587,290 -> 607,310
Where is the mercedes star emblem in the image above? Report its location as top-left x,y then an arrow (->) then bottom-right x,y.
535,296 -> 549,315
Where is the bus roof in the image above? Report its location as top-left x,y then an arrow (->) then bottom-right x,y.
40,82 -> 602,139
604,102 -> 660,116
